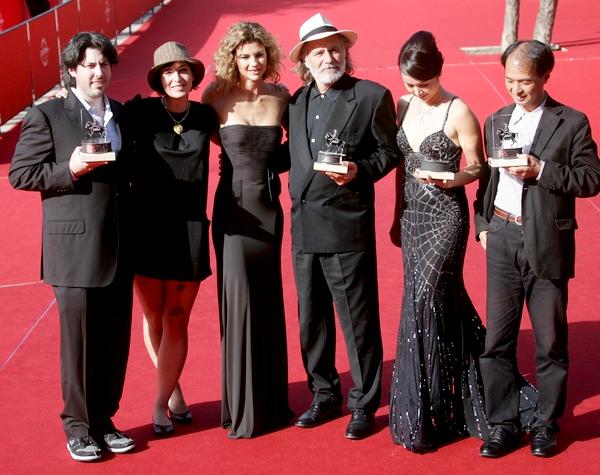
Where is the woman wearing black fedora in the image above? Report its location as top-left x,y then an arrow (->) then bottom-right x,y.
126,41 -> 218,436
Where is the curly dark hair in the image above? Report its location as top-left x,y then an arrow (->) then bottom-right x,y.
61,32 -> 118,88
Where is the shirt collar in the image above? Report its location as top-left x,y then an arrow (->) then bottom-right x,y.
309,82 -> 340,102
70,87 -> 113,121
514,94 -> 547,116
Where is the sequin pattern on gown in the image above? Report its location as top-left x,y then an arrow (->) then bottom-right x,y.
389,98 -> 536,452
389,97 -> 490,451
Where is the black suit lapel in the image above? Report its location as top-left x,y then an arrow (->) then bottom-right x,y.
290,85 -> 314,177
322,77 -> 357,142
531,97 -> 562,157
63,91 -> 90,128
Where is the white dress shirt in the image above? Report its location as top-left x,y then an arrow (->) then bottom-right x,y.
493,98 -> 546,216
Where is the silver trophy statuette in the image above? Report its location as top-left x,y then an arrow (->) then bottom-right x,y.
314,129 -> 349,174
489,114 -> 526,167
79,110 -> 115,162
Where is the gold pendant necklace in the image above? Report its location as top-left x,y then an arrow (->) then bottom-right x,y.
161,97 -> 191,135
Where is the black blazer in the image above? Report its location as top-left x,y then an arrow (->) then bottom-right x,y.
9,93 -> 131,287
288,74 -> 400,253
475,96 -> 600,279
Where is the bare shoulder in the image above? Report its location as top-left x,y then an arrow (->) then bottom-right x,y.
267,83 -> 291,101
449,97 -> 480,127
449,97 -> 474,118
201,82 -> 220,105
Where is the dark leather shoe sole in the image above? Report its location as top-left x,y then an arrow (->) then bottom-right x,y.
344,412 -> 375,440
531,439 -> 557,458
480,447 -> 510,458
530,426 -> 557,457
480,435 -> 519,458
295,405 -> 342,428
531,446 -> 556,457
344,426 -> 373,440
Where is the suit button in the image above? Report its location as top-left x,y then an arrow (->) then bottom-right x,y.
301,199 -> 306,204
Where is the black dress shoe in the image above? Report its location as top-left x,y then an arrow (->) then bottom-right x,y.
480,426 -> 519,458
530,425 -> 557,457
295,400 -> 342,428
344,408 -> 374,440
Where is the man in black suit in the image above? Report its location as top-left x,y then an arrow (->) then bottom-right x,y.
10,32 -> 134,461
287,13 -> 400,439
475,40 -> 600,458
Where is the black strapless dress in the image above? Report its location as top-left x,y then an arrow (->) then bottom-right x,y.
389,98 -> 536,452
213,125 -> 293,438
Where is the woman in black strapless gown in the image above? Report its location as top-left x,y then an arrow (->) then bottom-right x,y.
388,31 -> 535,453
203,22 -> 292,438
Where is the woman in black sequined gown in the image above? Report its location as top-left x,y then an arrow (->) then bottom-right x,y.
203,22 -> 293,438
388,32 -> 536,453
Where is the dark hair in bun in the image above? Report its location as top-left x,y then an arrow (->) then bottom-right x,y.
398,31 -> 444,81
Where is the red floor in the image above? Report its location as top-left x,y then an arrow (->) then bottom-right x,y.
1,0 -> 600,473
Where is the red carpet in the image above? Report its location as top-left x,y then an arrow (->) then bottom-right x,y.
1,0 -> 600,473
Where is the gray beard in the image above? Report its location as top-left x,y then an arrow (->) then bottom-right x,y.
307,62 -> 345,88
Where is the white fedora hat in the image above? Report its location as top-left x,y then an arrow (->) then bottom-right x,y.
289,13 -> 357,63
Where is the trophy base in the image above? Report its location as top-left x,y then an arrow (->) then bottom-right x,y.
313,162 -> 349,174
79,150 -> 116,163
489,156 -> 528,167
489,148 -> 526,167
415,169 -> 455,180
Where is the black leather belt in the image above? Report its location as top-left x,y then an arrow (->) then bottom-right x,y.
494,207 -> 522,225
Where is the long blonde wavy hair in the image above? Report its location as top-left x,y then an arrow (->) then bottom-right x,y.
213,22 -> 282,92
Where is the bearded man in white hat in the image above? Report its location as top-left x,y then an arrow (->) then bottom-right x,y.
288,13 -> 401,439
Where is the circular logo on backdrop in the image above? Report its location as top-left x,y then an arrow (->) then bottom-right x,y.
40,38 -> 50,67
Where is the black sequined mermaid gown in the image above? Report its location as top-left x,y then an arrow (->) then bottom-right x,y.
389,98 -> 535,452
213,125 -> 293,438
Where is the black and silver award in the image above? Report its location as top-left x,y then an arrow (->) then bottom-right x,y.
79,110 -> 115,162
489,113 -> 526,167
313,129 -> 349,174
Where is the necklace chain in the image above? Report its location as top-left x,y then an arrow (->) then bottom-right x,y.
161,97 -> 191,134
415,93 -> 447,126
416,103 -> 436,125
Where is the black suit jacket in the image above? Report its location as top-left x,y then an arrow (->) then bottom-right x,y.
475,96 -> 600,279
288,74 -> 400,253
9,93 -> 131,287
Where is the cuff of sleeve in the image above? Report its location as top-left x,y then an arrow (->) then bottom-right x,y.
536,160 -> 546,181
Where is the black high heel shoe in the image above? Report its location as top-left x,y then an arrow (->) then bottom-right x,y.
152,420 -> 174,437
169,408 -> 193,424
